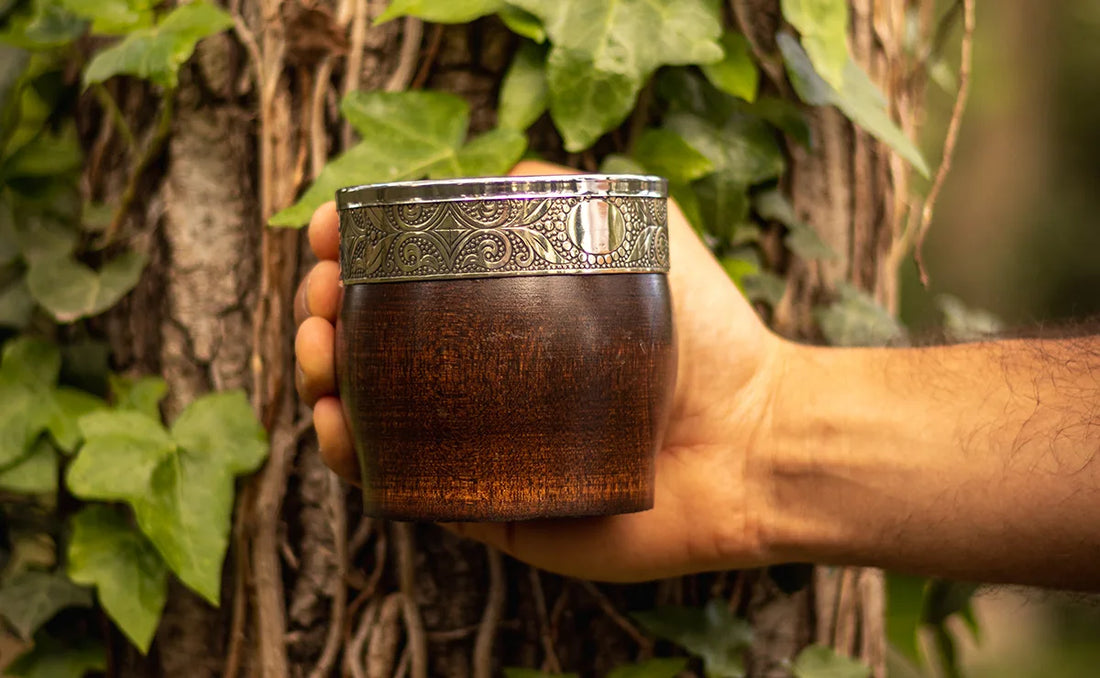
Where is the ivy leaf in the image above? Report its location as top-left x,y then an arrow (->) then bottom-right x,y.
46,388 -> 106,453
5,633 -> 106,678
0,44 -> 28,116
26,251 -> 147,323
599,154 -> 647,175
58,0 -> 155,35
632,128 -> 714,185
701,32 -> 759,102
0,276 -> 34,328
441,127 -> 527,178
742,270 -> 786,306
0,571 -> 93,640
67,505 -> 168,653
792,645 -> 871,678
693,172 -> 749,242
13,213 -> 79,264
885,574 -> 927,667
937,295 -> 1003,342
498,41 -> 548,131
375,0 -> 502,24
498,6 -> 545,43
752,188 -> 837,261
0,124 -> 82,180
2,335 -> 61,387
780,0 -> 849,89
271,91 -> 526,227
510,0 -> 724,151
815,282 -> 904,347
607,658 -> 689,678
0,438 -> 57,495
109,374 -> 168,421
778,32 -> 929,177
67,391 -> 267,603
633,599 -> 754,678
720,256 -> 759,290
503,670 -> 578,678
747,97 -> 813,149
665,112 -> 784,186
0,0 -> 86,50
82,0 -> 234,89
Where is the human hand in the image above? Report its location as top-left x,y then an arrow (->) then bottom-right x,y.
294,160 -> 787,582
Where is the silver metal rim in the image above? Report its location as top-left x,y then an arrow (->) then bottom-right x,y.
336,174 -> 668,209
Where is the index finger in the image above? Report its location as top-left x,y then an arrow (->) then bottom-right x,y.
308,201 -> 339,261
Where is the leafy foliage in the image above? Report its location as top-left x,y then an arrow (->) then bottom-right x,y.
498,40 -> 549,131
67,504 -> 168,653
780,0 -> 849,89
0,571 -> 92,640
815,283 -> 905,347
778,32 -> 929,177
82,0 -> 234,88
5,633 -> 106,678
634,599 -> 754,678
510,0 -> 723,151
607,658 -> 689,678
26,250 -> 147,322
270,91 -> 527,226
701,32 -> 759,103
792,645 -> 871,678
66,391 -> 267,603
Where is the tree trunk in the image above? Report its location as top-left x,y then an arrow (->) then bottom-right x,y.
96,1 -> 928,676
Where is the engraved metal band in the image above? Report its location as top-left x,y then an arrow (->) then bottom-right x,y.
338,193 -> 669,284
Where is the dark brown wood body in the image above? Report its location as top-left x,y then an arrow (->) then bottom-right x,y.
336,273 -> 676,521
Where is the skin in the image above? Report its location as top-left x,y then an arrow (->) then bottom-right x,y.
295,161 -> 1100,590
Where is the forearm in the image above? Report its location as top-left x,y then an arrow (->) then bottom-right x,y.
761,336 -> 1100,589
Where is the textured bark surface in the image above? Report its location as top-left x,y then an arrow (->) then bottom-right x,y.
92,1 -> 930,676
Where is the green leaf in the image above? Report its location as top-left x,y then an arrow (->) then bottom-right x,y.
510,0 -> 724,151
701,32 -> 758,102
0,44 -> 29,117
753,188 -> 837,261
632,128 -> 714,184
0,277 -> 34,328
271,91 -> 526,227
498,5 -> 545,42
780,0 -> 849,89
6,633 -> 106,678
693,172 -> 749,242
13,213 -> 79,264
922,579 -> 980,637
668,181 -> 704,234
792,645 -> 871,678
665,112 -> 784,185
439,127 -> 527,178
0,0 -> 86,50
0,124 -> 82,180
67,391 -> 267,603
2,335 -> 60,387
607,658 -> 689,678
814,282 -> 904,347
721,256 -> 758,289
599,154 -> 647,175
498,41 -> 548,131
109,374 -> 168,421
778,32 -> 929,177
375,0 -> 502,24
0,438 -> 57,494
937,295 -> 1003,342
82,0 -> 234,89
58,0 -> 155,35
633,599 -> 753,678
26,250 -> 147,323
46,387 -> 106,453
885,573 -> 927,667
742,270 -> 786,306
747,96 -> 813,149
502,670 -> 578,678
0,571 -> 92,640
67,505 -> 168,653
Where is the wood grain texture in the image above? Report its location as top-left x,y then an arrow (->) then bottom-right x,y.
336,273 -> 676,521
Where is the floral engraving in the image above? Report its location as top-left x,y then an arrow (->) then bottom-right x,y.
339,196 -> 668,283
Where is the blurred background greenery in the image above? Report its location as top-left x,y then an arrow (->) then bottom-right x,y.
899,1 -> 1100,676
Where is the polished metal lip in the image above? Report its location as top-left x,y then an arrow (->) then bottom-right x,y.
336,174 -> 668,209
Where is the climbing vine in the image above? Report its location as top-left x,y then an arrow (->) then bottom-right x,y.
0,0 -> 985,676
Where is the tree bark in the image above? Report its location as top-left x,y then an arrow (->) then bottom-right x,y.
95,1 -> 930,676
